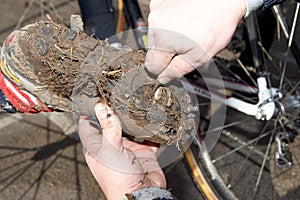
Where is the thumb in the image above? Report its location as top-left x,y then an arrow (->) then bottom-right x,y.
95,103 -> 123,148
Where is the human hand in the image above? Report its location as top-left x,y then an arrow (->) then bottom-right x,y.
145,0 -> 247,84
78,103 -> 166,200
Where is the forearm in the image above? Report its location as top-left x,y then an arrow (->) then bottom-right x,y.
123,187 -> 175,200
244,0 -> 263,17
244,0 -> 287,17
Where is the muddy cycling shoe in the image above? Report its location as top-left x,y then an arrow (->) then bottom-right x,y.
0,19 -> 198,145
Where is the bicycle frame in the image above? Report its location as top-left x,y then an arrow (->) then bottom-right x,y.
182,76 -> 279,118
122,0 -> 148,49
182,5 -> 300,121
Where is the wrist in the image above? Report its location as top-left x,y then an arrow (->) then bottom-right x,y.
244,0 -> 264,17
243,0 -> 286,17
263,0 -> 286,9
123,187 -> 175,200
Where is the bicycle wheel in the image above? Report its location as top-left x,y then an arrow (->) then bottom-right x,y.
185,2 -> 300,199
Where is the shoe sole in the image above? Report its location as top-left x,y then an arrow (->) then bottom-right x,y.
1,21 -> 198,145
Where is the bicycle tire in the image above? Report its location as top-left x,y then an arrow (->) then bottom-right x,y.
184,2 -> 300,200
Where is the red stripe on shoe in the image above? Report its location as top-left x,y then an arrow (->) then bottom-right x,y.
0,71 -> 52,113
6,33 -> 16,46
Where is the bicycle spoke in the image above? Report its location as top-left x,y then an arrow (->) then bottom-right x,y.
287,80 -> 300,95
273,5 -> 289,39
279,51 -> 290,91
207,118 -> 249,134
226,67 -> 256,89
258,41 -> 294,87
288,3 -> 299,49
228,121 -> 273,190
253,122 -> 276,199
212,127 -> 273,164
279,4 -> 299,91
231,91 -> 258,103
237,58 -> 258,88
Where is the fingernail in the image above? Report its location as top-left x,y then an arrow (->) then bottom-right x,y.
145,65 -> 158,79
95,104 -> 108,119
79,116 -> 88,122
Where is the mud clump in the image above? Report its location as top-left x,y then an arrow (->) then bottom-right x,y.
17,21 -> 198,145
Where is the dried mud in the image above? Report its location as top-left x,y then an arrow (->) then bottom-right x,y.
17,21 -> 197,144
